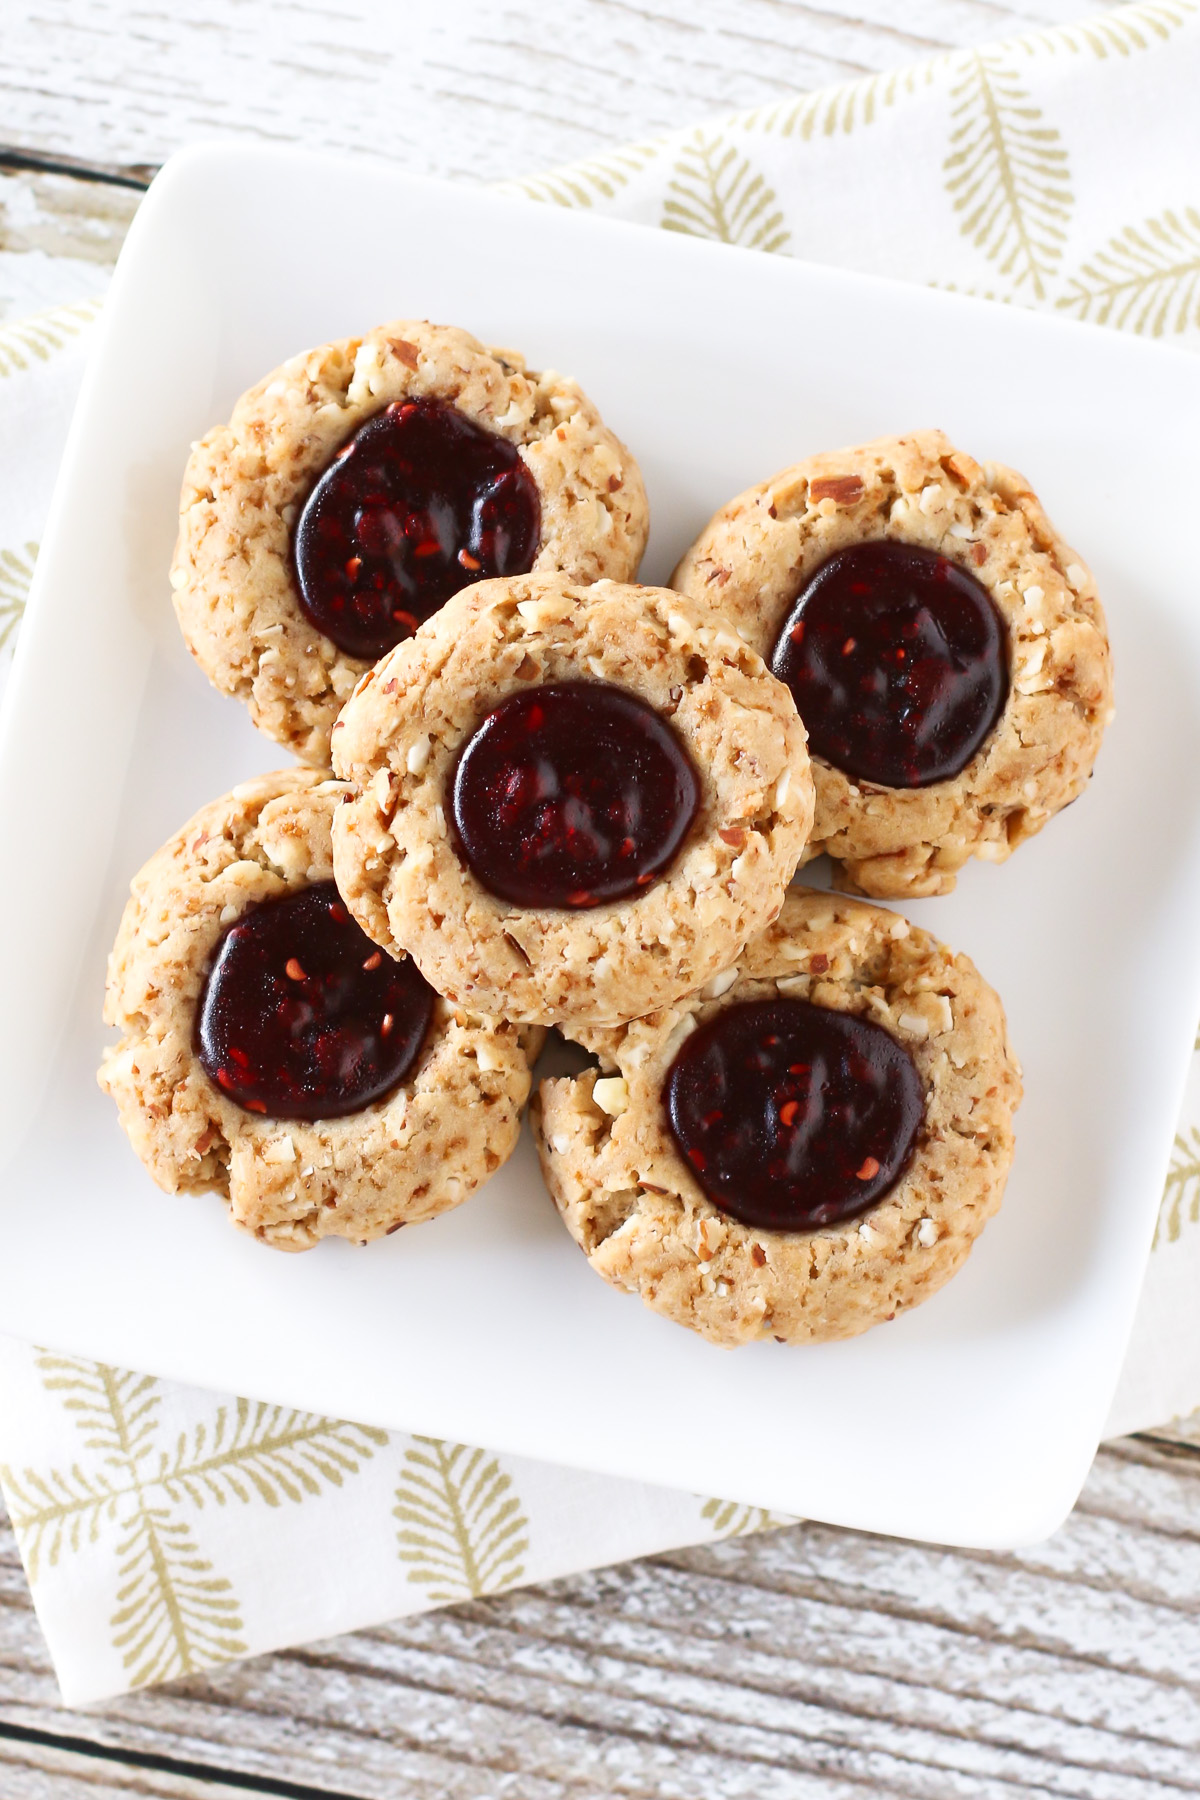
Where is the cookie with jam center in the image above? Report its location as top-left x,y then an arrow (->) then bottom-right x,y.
98,768 -> 541,1249
533,888 -> 1021,1347
172,320 -> 649,767
671,429 -> 1113,897
330,574 -> 815,1029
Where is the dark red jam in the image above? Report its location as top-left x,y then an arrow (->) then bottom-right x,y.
293,396 -> 541,661
196,882 -> 434,1120
770,540 -> 1008,788
450,680 -> 701,910
664,997 -> 924,1231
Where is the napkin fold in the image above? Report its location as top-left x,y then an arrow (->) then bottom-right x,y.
2,0 -> 1199,1704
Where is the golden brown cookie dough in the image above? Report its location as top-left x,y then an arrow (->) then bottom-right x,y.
671,429 -> 1113,897
98,768 -> 539,1250
331,573 -> 815,1029
172,320 -> 650,767
533,889 -> 1021,1346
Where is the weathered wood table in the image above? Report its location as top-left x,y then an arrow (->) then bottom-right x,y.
3,3 -> 1198,1794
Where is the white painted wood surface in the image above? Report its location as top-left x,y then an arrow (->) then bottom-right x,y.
6,0 -> 1104,184
5,1 -> 1197,1794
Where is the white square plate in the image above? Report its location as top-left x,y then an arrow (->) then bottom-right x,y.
3,142 -> 1199,1549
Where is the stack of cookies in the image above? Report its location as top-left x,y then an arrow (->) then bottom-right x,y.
100,317 -> 1113,1347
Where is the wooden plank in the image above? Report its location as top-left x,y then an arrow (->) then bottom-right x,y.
0,165 -> 141,268
0,0 -> 1106,185
0,1733 -> 320,1799
0,1433 -> 1198,1799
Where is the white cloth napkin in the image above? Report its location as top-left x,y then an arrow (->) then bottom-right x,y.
2,0 -> 1199,1706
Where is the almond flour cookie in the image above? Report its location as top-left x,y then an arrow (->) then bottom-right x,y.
331,574 -> 814,1028
533,889 -> 1021,1347
98,768 -> 539,1250
173,320 -> 649,766
671,429 -> 1113,897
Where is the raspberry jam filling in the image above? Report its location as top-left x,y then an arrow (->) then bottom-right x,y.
770,540 -> 1009,788
293,396 -> 541,661
196,882 -> 434,1120
450,680 -> 701,910
664,997 -> 924,1231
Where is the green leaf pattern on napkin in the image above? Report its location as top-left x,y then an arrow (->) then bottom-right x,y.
662,131 -> 789,252
739,63 -> 939,138
2,1362 -> 776,1670
1057,208 -> 1200,334
0,542 -> 36,654
0,297 -> 102,378
943,52 -> 1073,302
1,1356 -> 384,1687
1156,1130 -> 1200,1248
395,1437 -> 529,1601
502,141 -> 663,209
1012,0 -> 1197,58
701,1497 -> 798,1537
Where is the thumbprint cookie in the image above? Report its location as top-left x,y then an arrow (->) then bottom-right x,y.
330,574 -> 815,1028
98,768 -> 540,1249
533,888 -> 1021,1346
172,320 -> 649,765
672,429 -> 1112,897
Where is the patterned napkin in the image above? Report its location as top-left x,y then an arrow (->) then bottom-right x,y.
2,0 -> 1199,1706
